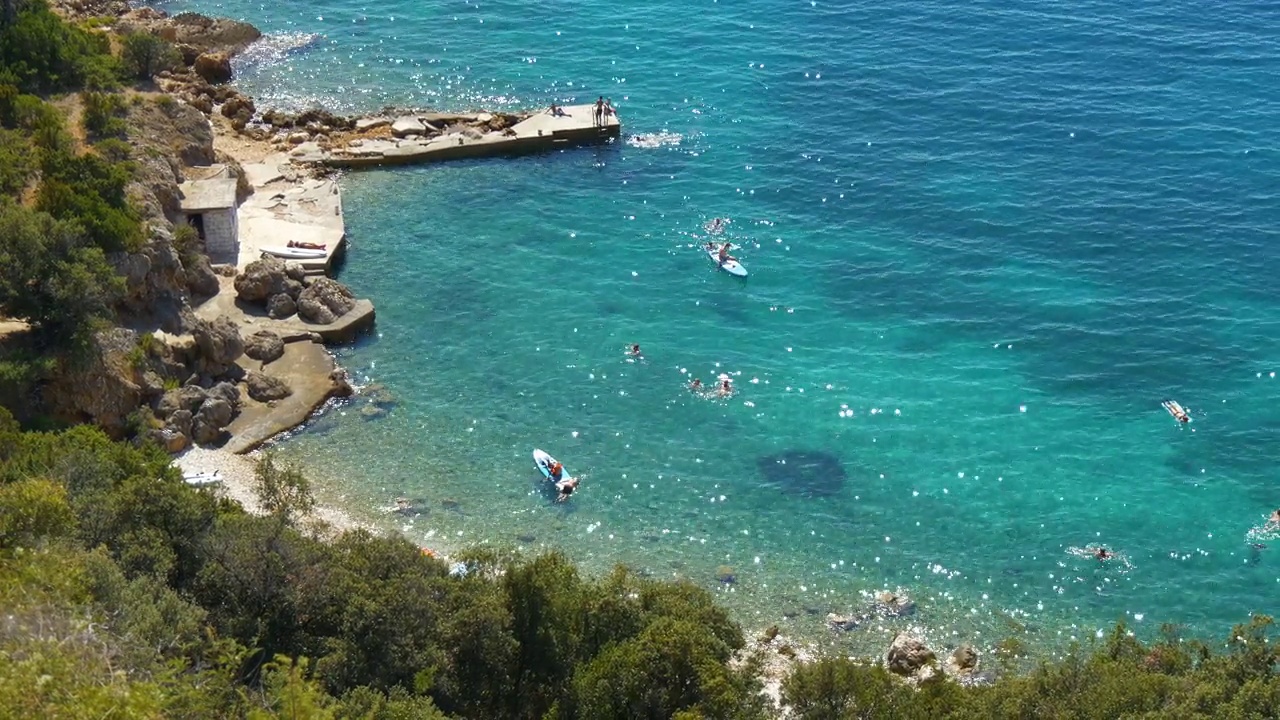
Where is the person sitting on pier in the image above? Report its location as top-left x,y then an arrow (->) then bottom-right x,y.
548,102 -> 566,117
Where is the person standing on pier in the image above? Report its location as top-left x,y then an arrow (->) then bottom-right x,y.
594,97 -> 604,126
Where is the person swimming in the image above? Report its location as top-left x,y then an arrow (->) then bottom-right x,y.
1162,400 -> 1190,423
717,377 -> 733,397
628,344 -> 642,358
1095,547 -> 1113,561
689,378 -> 703,392
555,477 -> 579,503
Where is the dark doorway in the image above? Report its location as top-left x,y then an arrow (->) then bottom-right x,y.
188,213 -> 206,240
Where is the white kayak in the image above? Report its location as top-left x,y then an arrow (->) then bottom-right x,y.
183,470 -> 222,487
532,448 -> 568,483
706,246 -> 747,277
261,246 -> 326,259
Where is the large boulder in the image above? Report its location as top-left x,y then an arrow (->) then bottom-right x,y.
193,52 -> 233,84
191,396 -> 234,445
296,277 -> 356,324
166,408 -> 194,438
391,116 -> 426,138
156,385 -> 209,418
873,590 -> 916,618
246,370 -> 292,402
234,255 -> 290,303
945,645 -> 980,679
184,252 -> 221,297
244,330 -> 285,363
166,12 -> 262,56
208,381 -> 241,408
266,293 -> 297,319
191,315 -> 244,375
885,633 -> 936,680
41,328 -> 144,436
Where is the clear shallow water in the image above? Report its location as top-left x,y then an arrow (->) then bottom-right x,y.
165,0 -> 1280,655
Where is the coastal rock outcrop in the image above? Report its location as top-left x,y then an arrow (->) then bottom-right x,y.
267,293 -> 297,319
234,255 -> 292,303
244,330 -> 285,363
391,117 -> 426,138
156,385 -> 210,417
42,328 -> 145,436
246,371 -> 292,402
193,51 -> 233,84
165,12 -> 262,57
297,278 -> 356,324
872,590 -> 916,618
825,613 -> 858,631
944,645 -> 980,679
184,252 -> 221,297
885,632 -> 938,683
192,397 -> 234,445
191,315 -> 244,376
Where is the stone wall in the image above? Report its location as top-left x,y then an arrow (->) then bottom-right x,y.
202,207 -> 238,259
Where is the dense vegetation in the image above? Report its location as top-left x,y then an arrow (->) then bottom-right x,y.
0,0 -> 156,357
0,409 -> 767,718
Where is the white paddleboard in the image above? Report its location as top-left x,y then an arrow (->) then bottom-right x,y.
261,246 -> 327,260
532,448 -> 568,483
706,247 -> 747,277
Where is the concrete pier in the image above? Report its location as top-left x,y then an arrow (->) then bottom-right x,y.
289,104 -> 621,169
235,155 -> 346,274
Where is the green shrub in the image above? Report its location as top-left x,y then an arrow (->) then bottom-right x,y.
0,127 -> 33,196
0,476 -> 75,547
0,0 -> 117,93
0,199 -> 124,343
120,31 -> 180,82
81,90 -> 126,139
36,148 -> 143,252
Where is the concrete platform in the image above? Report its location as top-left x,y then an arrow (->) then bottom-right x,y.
301,104 -> 621,169
223,339 -> 346,454
234,156 -> 346,273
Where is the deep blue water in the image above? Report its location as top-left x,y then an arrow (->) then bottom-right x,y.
165,0 -> 1280,656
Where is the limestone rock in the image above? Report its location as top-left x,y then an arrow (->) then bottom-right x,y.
193,51 -> 233,84
355,116 -> 391,132
945,645 -> 980,678
391,116 -> 426,138
192,397 -> 234,445
885,632 -> 936,679
191,315 -> 244,374
234,255 -> 290,303
283,261 -> 306,281
184,252 -> 221,297
826,613 -> 859,631
190,94 -> 214,114
41,328 -> 143,436
244,330 -> 285,363
166,12 -> 262,56
246,370 -> 292,402
267,293 -> 297,319
166,408 -> 194,438
296,277 -> 356,324
208,381 -> 240,408
873,590 -> 916,618
156,385 -> 208,418
160,429 -> 189,453
220,94 -> 255,119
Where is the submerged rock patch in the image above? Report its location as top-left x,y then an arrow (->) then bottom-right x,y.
756,450 -> 846,498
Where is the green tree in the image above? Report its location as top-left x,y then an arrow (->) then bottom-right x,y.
81,90 -> 126,139
120,30 -> 180,82
0,200 -> 123,344
0,0 -> 117,93
0,476 -> 74,547
0,127 -> 33,196
253,453 -> 317,526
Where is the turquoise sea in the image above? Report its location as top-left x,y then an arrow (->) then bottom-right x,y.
165,0 -> 1280,657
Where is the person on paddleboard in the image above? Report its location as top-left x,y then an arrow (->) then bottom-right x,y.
547,460 -> 564,480
555,477 -> 579,502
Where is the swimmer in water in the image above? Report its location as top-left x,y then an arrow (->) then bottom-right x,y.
628,343 -> 642,358
1267,508 -> 1280,529
717,377 -> 733,397
1162,400 -> 1190,424
1095,547 -> 1113,561
555,477 -> 579,503
689,378 -> 703,392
